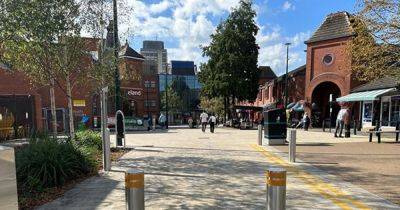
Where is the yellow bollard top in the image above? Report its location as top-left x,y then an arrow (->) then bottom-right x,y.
265,168 -> 286,186
125,169 -> 144,189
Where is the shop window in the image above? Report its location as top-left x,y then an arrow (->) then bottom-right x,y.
363,102 -> 373,123
390,97 -> 400,126
145,100 -> 156,107
381,101 -> 390,126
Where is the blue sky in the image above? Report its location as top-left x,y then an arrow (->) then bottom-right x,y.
120,0 -> 357,75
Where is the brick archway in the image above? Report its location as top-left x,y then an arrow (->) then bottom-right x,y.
306,74 -> 346,127
306,73 -> 346,100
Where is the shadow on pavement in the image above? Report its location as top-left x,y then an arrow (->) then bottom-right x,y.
37,175 -> 122,210
116,155 -> 267,209
296,143 -> 334,146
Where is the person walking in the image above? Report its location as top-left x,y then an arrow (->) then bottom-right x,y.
159,113 -> 166,129
303,112 -> 310,131
200,111 -> 209,132
209,114 -> 217,133
334,107 -> 348,137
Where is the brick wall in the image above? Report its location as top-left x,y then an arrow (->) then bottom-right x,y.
305,37 -> 353,102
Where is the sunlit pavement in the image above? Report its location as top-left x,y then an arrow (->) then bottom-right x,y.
38,127 -> 399,209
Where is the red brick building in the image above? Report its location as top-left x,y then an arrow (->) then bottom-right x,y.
119,42 -> 160,119
304,11 -> 360,123
0,38 -> 159,139
238,11 -> 364,125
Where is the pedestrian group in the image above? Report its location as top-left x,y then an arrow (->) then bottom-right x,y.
200,111 -> 217,133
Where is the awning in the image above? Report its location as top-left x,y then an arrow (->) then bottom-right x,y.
292,102 -> 304,112
286,102 -> 296,109
336,88 -> 396,102
234,105 -> 263,111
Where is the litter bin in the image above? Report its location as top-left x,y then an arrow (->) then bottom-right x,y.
263,108 -> 287,145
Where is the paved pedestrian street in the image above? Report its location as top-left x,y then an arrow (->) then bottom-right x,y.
39,128 -> 399,210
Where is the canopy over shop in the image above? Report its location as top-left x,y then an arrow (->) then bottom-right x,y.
336,77 -> 400,128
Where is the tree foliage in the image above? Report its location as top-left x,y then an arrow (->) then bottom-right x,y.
0,0 -> 81,85
0,0 -> 83,138
160,85 -> 183,114
199,0 -> 259,105
357,0 -> 399,45
351,0 -> 400,81
200,97 -> 224,117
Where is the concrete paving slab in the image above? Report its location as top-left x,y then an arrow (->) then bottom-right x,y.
37,128 -> 400,210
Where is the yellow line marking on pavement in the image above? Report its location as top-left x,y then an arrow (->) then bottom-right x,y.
251,144 -> 371,210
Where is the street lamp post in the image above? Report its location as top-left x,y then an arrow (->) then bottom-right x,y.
284,43 -> 291,108
165,64 -> 169,129
113,0 -> 122,146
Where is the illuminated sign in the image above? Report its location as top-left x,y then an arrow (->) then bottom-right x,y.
127,89 -> 142,96
73,99 -> 86,107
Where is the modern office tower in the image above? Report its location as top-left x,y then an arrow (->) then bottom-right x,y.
140,40 -> 168,74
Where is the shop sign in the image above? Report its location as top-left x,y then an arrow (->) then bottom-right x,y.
127,89 -> 142,97
73,99 -> 86,107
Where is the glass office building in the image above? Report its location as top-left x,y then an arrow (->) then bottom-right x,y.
158,74 -> 202,124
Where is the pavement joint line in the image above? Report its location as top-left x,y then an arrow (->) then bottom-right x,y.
250,144 -> 371,210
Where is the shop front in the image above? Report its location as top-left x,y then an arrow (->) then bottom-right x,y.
337,87 -> 399,129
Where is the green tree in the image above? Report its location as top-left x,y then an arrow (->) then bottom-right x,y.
351,1 -> 400,81
200,97 -> 224,117
199,0 -> 259,118
160,85 -> 183,114
0,0 -> 81,138
0,0 -> 134,138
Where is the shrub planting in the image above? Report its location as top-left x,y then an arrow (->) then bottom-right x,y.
15,139 -> 95,192
74,130 -> 102,151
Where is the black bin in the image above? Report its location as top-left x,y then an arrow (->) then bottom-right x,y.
263,108 -> 287,144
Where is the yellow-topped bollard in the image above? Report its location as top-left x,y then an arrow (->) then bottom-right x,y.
266,168 -> 286,210
125,169 -> 144,210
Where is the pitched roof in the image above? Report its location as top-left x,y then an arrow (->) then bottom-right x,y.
119,42 -> 145,60
259,66 -> 277,79
275,64 -> 306,81
305,11 -> 355,44
351,77 -> 399,93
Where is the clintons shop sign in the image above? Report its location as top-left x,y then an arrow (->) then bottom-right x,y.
124,88 -> 143,97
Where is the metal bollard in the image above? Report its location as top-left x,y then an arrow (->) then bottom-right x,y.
288,129 -> 296,163
258,124 -> 263,145
103,128 -> 111,171
266,168 -> 286,210
125,169 -> 144,210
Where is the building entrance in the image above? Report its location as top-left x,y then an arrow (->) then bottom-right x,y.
0,95 -> 35,140
311,82 -> 341,127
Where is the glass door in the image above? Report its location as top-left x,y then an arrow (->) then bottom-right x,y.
381,100 -> 390,126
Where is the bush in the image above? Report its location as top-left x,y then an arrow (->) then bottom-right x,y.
74,130 -> 102,151
15,139 -> 95,192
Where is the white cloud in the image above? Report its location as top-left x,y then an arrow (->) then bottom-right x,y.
128,0 -> 239,63
149,0 -> 173,14
80,0 -> 309,75
282,1 -> 295,11
257,26 -> 310,75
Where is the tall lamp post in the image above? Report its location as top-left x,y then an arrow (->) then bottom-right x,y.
165,64 -> 169,129
113,0 -> 123,146
284,43 -> 291,108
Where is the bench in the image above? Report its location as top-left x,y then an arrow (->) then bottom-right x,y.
366,127 -> 400,143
